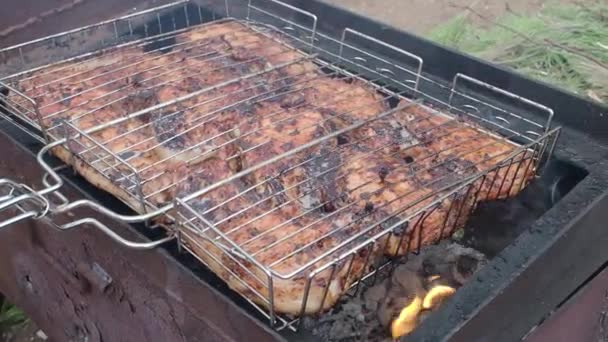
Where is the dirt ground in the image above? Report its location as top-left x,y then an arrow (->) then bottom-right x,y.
1,322 -> 47,342
322,0 -> 580,34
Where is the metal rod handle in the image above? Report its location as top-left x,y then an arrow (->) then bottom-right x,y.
0,136 -> 173,247
0,178 -> 50,228
33,139 -> 176,250
0,142 -> 175,248
36,140 -> 172,221
57,217 -> 175,250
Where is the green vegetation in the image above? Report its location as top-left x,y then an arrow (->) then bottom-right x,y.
428,3 -> 608,103
0,300 -> 27,335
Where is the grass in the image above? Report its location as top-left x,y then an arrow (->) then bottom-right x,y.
427,3 -> 608,103
0,300 -> 28,336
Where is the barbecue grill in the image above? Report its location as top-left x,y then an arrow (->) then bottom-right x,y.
0,1 -> 607,341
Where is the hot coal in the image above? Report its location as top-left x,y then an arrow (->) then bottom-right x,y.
302,241 -> 486,341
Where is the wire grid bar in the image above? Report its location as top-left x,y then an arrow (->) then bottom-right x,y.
16,20 -> 236,103
178,127 -> 558,328
181,126 -> 552,280
239,10 -> 553,141
286,127 -> 560,329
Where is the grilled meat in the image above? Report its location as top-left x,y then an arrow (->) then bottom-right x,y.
10,20 -> 533,314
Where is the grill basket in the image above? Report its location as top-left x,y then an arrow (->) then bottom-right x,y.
0,0 -> 560,331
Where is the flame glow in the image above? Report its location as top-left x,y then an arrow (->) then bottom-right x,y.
391,296 -> 423,339
422,285 -> 456,309
427,275 -> 441,282
391,284 -> 457,339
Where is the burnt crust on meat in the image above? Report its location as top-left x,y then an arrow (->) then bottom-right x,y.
13,20 -> 533,315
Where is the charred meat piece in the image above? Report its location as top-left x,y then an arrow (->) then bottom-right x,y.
12,21 -> 531,315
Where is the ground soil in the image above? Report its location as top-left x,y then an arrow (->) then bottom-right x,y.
1,322 -> 47,342
322,0 -> 581,34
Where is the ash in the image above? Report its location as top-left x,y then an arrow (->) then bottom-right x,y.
302,241 -> 486,342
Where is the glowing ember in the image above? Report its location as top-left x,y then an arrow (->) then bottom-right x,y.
427,275 -> 441,282
390,296 -> 422,339
305,242 -> 486,342
391,280 -> 457,339
422,285 -> 456,310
